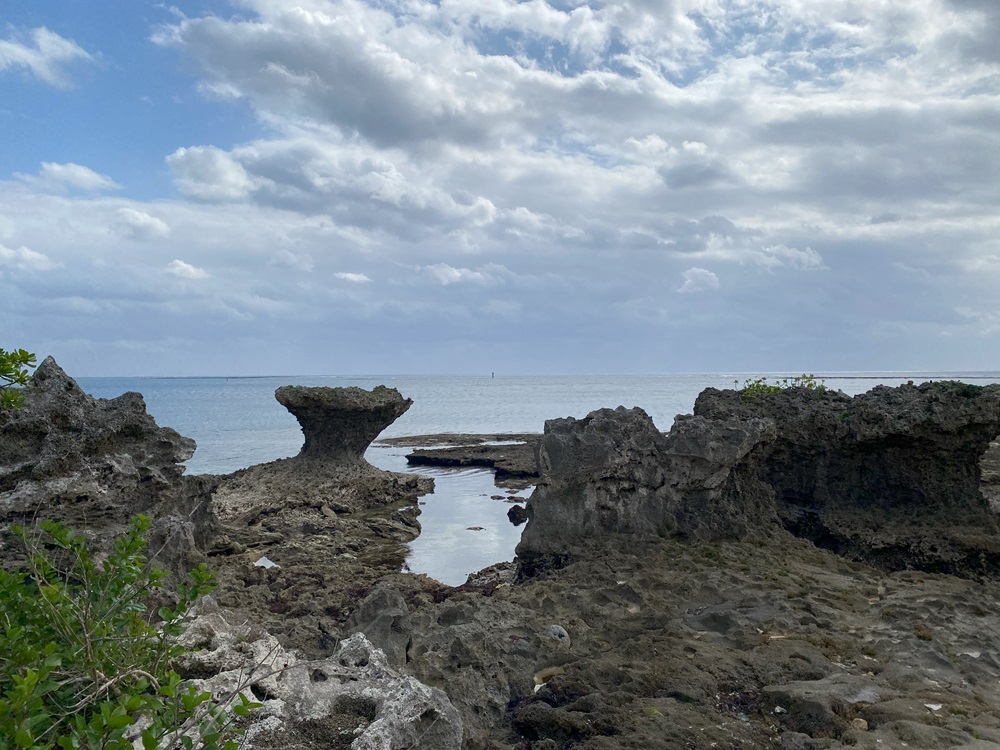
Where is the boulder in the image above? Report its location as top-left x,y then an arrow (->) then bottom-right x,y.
275,385 -> 412,463
0,357 -> 215,571
694,382 -> 1000,575
515,406 -> 776,576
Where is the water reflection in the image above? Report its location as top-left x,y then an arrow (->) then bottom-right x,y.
366,445 -> 528,586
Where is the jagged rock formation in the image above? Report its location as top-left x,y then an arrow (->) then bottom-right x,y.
276,385 -> 413,463
0,357 -> 215,572
694,381 -> 1000,575
177,600 -> 463,750
515,406 -> 777,576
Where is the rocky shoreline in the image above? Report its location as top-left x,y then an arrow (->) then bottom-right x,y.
2,359 -> 999,749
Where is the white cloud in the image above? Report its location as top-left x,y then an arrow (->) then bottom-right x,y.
1,0 -> 997,374
753,245 -> 827,271
166,259 -> 208,279
335,272 -> 371,283
956,306 -> 1000,334
0,243 -> 59,272
0,27 -> 92,87
167,146 -> 258,201
18,162 -> 120,193
421,263 -> 499,286
115,208 -> 170,240
677,267 -> 720,294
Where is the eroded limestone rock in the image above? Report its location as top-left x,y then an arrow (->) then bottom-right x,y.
0,357 -> 215,572
177,603 -> 462,750
515,406 -> 776,576
206,384 -> 431,656
276,385 -> 412,463
694,381 -> 1000,575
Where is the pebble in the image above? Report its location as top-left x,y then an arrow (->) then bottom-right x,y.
544,624 -> 570,643
851,718 -> 869,731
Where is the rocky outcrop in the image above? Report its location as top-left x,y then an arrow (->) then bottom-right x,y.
216,385 -> 428,516
276,385 -> 413,463
206,384 -> 432,656
515,406 -> 777,576
0,357 -> 215,572
401,534 -> 1000,750
694,382 -> 1000,575
177,599 -> 463,750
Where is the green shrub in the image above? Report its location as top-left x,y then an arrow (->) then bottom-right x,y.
0,516 -> 259,750
0,348 -> 36,410
736,373 -> 827,397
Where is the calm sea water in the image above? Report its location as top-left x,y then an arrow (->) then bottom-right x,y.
78,372 -> 999,584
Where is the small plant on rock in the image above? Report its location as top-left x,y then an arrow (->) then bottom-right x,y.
0,515 -> 260,750
736,373 -> 827,397
0,348 -> 37,410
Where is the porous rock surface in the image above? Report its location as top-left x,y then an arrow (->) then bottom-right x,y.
694,381 -> 1000,575
177,599 -> 462,750
276,385 -> 413,463
206,384 -> 433,655
401,535 -> 1000,749
515,406 -> 777,575
0,357 -> 215,572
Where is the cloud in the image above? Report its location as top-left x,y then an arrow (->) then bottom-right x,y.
166,259 -> 208,279
420,263 -> 501,286
115,208 -> 170,240
677,267 -> 720,294
166,146 -> 257,201
753,245 -> 826,271
18,162 -> 120,193
1,1 -> 997,374
0,243 -> 59,272
335,272 -> 371,283
0,27 -> 92,87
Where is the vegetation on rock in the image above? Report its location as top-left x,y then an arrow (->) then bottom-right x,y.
737,373 -> 827,397
0,515 -> 259,750
0,348 -> 37,410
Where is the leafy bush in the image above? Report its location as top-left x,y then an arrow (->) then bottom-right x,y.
736,373 -> 827,397
0,516 -> 259,750
0,348 -> 37,410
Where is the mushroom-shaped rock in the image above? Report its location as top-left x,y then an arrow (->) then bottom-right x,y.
275,385 -> 412,463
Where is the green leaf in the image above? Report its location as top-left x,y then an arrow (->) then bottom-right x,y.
14,728 -> 33,749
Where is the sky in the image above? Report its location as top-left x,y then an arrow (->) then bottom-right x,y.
1,0 -> 998,376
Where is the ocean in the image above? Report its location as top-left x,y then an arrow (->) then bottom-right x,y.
78,371 -> 999,585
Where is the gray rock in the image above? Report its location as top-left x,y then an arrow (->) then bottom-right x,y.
515,406 -> 776,575
694,381 -> 1000,575
275,385 -> 412,463
0,357 -> 215,572
178,609 -> 462,750
762,674 -> 891,739
346,586 -> 413,669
